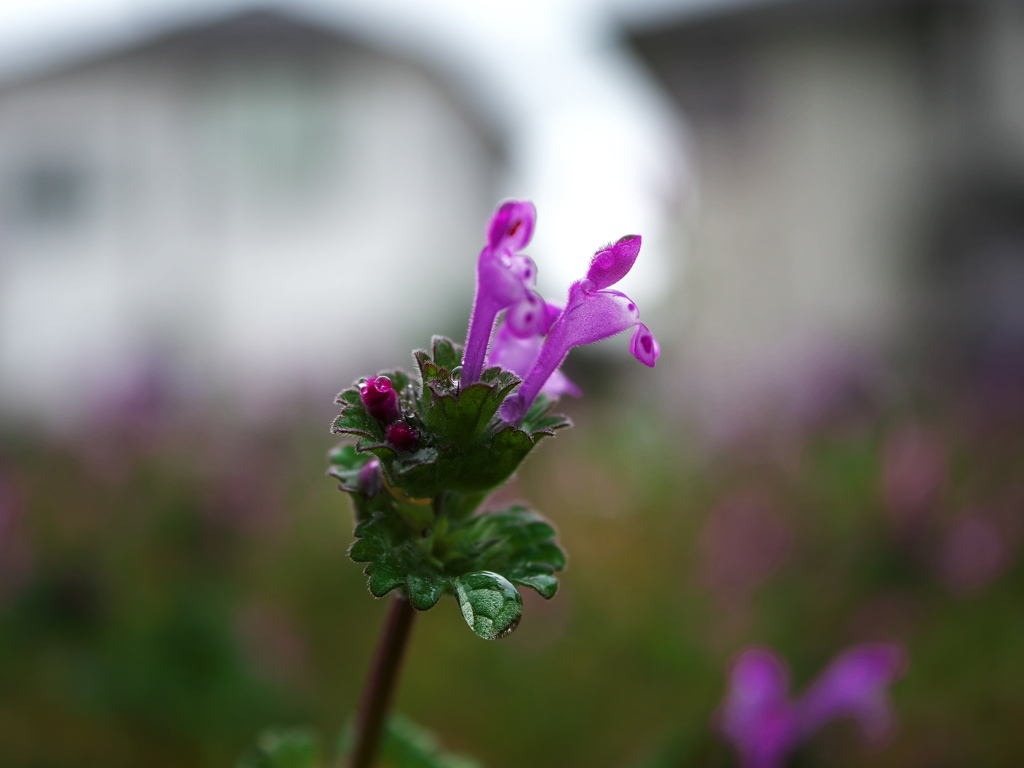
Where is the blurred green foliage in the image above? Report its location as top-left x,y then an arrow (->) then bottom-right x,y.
0,372 -> 1022,768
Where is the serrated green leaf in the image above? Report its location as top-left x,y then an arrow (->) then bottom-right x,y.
478,366 -> 518,387
331,410 -> 380,440
430,336 -> 463,372
236,727 -> 323,768
332,387 -> 385,441
413,349 -> 439,399
519,393 -> 572,436
327,445 -> 374,493
453,426 -> 534,490
425,384 -> 503,448
406,571 -> 445,611
453,571 -> 523,640
464,506 -> 566,598
366,562 -> 405,598
528,414 -> 573,434
509,573 -> 559,599
336,388 -> 363,407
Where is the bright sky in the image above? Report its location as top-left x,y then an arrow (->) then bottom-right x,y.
0,0 -> 722,305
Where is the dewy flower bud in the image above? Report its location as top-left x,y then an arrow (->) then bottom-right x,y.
385,421 -> 419,453
360,376 -> 400,425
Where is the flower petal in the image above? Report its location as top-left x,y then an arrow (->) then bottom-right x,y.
487,200 -> 536,252
505,291 -> 548,338
630,323 -> 660,367
586,234 -> 641,290
796,643 -> 906,743
718,648 -> 798,768
558,287 -> 639,346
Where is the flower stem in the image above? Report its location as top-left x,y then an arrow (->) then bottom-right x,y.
349,593 -> 416,768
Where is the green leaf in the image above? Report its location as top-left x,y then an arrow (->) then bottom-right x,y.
453,571 -> 523,640
406,571 -> 445,611
508,573 -> 559,599
326,445 -> 373,493
236,727 -> 323,768
452,426 -> 534,490
520,393 -> 572,436
465,505 -> 566,599
366,562 -> 406,598
381,714 -> 485,768
332,387 -> 384,441
430,336 -> 463,373
425,383 -> 504,449
329,343 -> 572,638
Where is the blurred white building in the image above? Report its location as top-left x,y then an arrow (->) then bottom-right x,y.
629,0 -> 1024,426
0,9 -> 505,423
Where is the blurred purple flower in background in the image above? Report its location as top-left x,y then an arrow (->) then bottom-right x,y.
718,644 -> 906,768
697,492 -> 792,605
937,511 -> 1015,595
882,425 -> 948,529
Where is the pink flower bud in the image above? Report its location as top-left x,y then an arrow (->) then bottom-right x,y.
360,376 -> 400,425
386,421 -> 419,452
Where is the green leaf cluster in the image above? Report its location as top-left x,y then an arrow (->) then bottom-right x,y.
331,336 -> 570,500
329,444 -> 564,639
327,338 -> 570,639
239,715 -> 484,768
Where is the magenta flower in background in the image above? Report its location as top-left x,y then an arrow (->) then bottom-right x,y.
937,511 -> 1012,595
462,200 -> 545,385
500,234 -> 660,421
882,425 -> 948,527
718,644 -> 905,768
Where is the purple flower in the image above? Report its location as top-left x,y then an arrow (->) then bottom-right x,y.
718,644 -> 905,768
462,201 -> 545,385
487,303 -> 582,400
360,376 -> 400,425
500,234 -> 659,421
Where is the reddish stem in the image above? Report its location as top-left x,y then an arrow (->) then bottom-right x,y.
348,594 -> 416,768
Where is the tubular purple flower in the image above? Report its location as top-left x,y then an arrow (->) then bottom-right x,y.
500,235 -> 659,422
488,305 -> 581,400
462,200 -> 544,385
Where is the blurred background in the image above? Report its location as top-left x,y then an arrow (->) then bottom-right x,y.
1,0 -> 1023,766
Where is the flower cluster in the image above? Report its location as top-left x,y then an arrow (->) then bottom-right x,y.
717,644 -> 906,768
329,200 -> 656,640
462,200 -> 660,421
